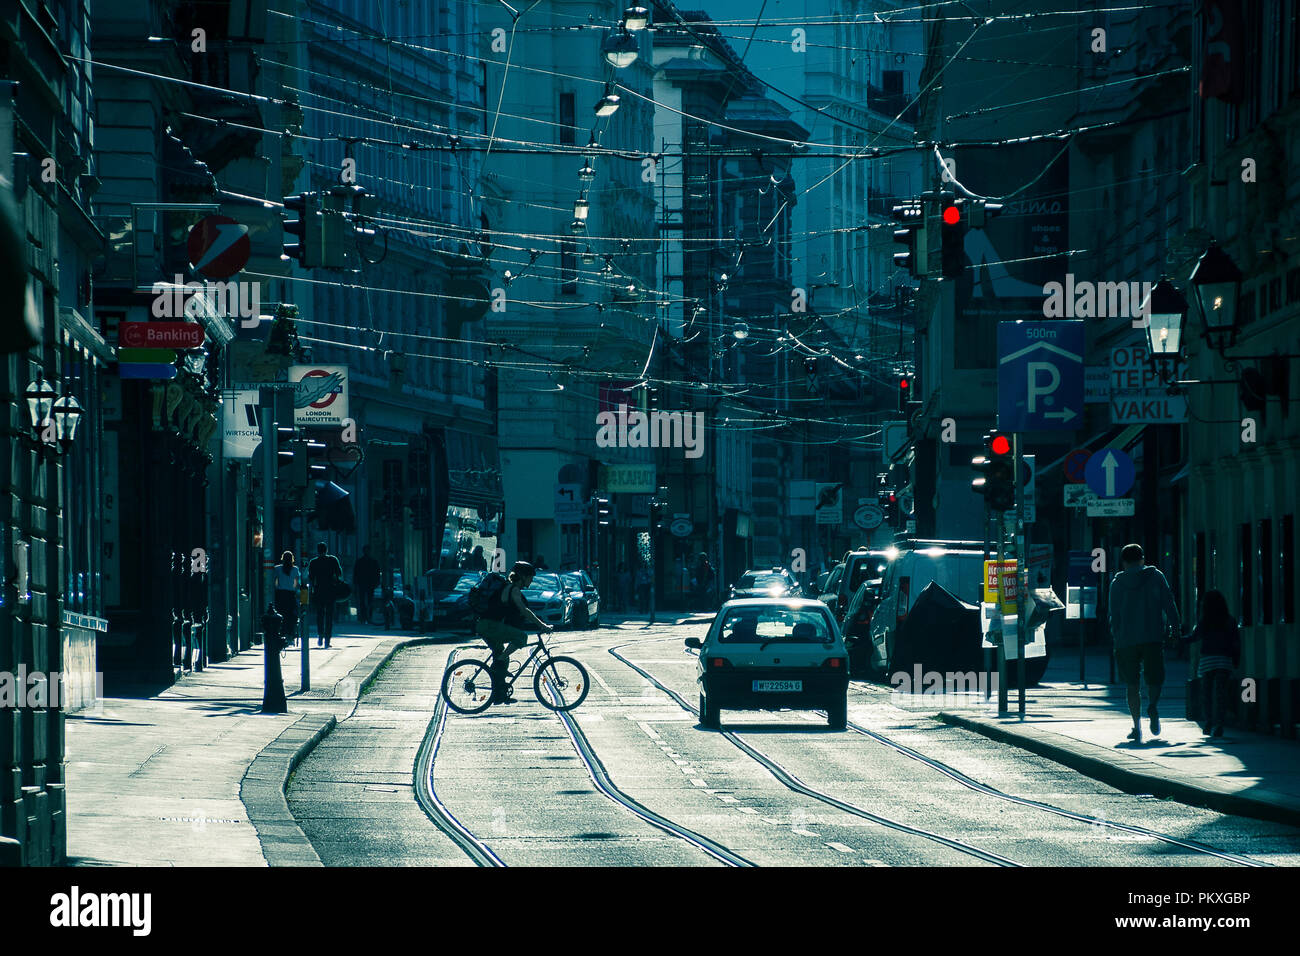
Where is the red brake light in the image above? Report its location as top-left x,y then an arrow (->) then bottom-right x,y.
708,657 -> 730,669
824,658 -> 842,669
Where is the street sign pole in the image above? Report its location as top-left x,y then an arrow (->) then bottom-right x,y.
983,505 -> 992,701
996,516 -> 1008,717
1014,434 -> 1026,719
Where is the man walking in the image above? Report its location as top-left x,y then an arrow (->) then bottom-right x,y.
354,546 -> 380,625
1109,543 -> 1181,743
309,542 -> 344,648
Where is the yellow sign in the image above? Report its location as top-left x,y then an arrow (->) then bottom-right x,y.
983,560 -> 1019,613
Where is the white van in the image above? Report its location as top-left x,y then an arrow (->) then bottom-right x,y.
866,541 -> 988,675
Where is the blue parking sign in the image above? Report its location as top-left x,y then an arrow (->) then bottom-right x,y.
998,321 -> 1085,431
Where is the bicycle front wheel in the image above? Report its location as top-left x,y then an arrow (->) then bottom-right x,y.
441,658 -> 496,715
534,656 -> 590,711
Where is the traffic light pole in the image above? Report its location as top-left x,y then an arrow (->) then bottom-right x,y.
1014,433 -> 1026,720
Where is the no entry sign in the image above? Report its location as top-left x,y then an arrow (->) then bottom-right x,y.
187,215 -> 251,280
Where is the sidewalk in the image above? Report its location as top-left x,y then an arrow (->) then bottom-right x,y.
65,622 -> 454,866
936,647 -> 1300,828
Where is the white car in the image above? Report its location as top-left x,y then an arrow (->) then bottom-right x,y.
685,599 -> 850,730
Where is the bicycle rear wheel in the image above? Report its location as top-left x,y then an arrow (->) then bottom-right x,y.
441,658 -> 496,714
534,656 -> 590,711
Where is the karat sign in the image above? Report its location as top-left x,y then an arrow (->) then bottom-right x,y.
605,463 -> 656,494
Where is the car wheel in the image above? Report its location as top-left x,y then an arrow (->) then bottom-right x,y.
827,698 -> 847,729
699,692 -> 720,729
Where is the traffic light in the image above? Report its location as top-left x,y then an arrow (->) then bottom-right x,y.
880,490 -> 900,527
595,495 -> 612,526
282,191 -> 323,268
940,195 -> 967,279
891,199 -> 927,278
971,432 -> 1015,512
968,199 -> 1004,229
897,376 -> 912,412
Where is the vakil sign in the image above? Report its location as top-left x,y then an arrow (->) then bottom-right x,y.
1109,345 -> 1188,424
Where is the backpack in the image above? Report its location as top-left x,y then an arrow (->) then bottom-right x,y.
467,572 -> 509,620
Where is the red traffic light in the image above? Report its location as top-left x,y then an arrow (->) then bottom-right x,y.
899,378 -> 910,390
887,492 -> 898,503
989,434 -> 1011,456
942,205 -> 961,225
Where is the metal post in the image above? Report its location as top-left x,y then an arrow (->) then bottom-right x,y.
997,512 -> 1008,716
1014,433 -> 1026,719
300,503 -> 310,692
261,389 -> 276,649
648,503 -> 656,625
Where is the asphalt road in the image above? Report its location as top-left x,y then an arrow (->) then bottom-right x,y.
287,619 -> 1300,867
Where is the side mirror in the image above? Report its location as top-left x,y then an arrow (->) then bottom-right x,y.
684,637 -> 703,649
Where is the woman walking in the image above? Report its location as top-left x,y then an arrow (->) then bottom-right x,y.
1185,589 -> 1241,738
272,551 -> 303,647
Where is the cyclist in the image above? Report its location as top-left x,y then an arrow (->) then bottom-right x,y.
477,560 -> 553,705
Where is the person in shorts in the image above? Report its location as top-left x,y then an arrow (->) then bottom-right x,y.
1109,543 -> 1181,743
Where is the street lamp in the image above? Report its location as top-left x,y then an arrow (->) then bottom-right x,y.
1189,241 -> 1244,354
578,159 -> 596,182
573,196 -> 590,221
602,29 -> 639,68
51,395 -> 82,447
594,92 -> 621,117
623,5 -> 649,31
1140,279 -> 1188,359
25,378 -> 56,431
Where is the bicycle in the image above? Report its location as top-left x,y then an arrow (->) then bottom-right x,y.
441,631 -> 590,715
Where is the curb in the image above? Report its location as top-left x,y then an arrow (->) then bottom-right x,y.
239,634 -> 448,866
240,714 -> 337,867
938,711 -> 1300,829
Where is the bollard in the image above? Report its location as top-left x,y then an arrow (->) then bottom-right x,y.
261,603 -> 287,714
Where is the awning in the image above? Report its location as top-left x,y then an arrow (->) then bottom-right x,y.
1041,424 -> 1146,474
442,428 -> 503,506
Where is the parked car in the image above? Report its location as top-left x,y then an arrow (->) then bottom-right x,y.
831,550 -> 892,623
522,571 -> 575,628
729,567 -> 804,601
866,541 -> 1050,685
422,569 -> 484,632
685,598 -> 849,730
560,570 -> 601,629
816,563 -> 844,609
842,579 -> 883,676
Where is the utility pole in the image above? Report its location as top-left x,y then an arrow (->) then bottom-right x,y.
1014,434 -> 1026,719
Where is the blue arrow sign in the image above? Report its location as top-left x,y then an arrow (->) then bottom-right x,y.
1084,447 -> 1134,498
997,320 -> 1085,431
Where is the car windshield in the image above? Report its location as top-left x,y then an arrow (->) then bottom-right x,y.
561,573 -> 584,589
847,559 -> 888,592
427,571 -> 481,592
738,572 -> 788,590
716,607 -> 833,643
524,573 -> 563,596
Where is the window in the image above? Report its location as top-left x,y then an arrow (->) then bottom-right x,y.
1239,523 -> 1253,626
881,70 -> 904,94
1259,519 -> 1273,625
558,92 -> 575,145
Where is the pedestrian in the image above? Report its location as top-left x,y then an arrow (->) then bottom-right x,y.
1183,589 -> 1241,738
534,554 -> 549,571
467,545 -> 488,571
353,546 -> 380,625
616,562 -> 632,612
692,553 -> 716,611
272,551 -> 303,647
475,561 -> 554,704
308,542 -> 344,648
1108,543 -> 1181,744
635,563 -> 651,613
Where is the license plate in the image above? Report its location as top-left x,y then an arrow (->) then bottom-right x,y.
753,680 -> 802,692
